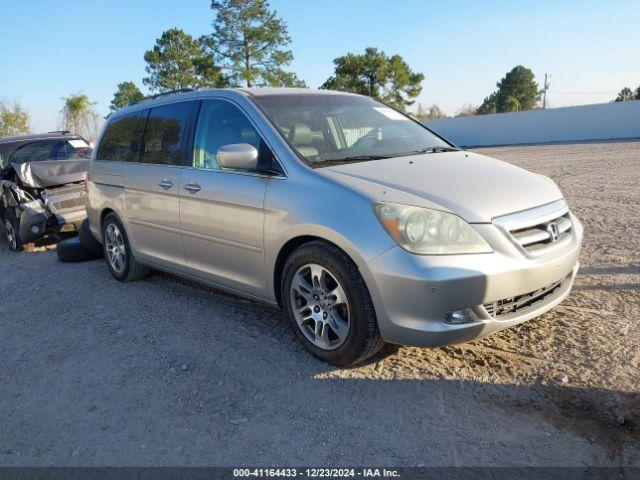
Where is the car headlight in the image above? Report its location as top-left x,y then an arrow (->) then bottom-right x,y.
373,202 -> 492,255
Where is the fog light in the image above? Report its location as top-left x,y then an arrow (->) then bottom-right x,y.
443,308 -> 479,325
30,225 -> 40,234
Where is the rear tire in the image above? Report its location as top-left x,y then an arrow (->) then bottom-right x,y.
4,210 -> 23,252
281,241 -> 384,366
56,237 -> 100,263
78,219 -> 103,257
102,213 -> 150,282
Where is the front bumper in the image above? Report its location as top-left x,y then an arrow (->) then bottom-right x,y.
364,212 -> 583,347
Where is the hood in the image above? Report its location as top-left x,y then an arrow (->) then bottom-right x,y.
12,159 -> 89,188
320,151 -> 563,223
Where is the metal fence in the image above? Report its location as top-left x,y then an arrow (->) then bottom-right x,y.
423,100 -> 640,147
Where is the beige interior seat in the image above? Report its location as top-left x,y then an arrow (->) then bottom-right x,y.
287,123 -> 318,159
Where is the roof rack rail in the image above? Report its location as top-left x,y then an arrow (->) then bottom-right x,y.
47,130 -> 70,134
131,88 -> 195,106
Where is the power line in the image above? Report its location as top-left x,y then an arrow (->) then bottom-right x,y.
548,91 -> 618,94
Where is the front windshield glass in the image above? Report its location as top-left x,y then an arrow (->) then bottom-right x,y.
252,93 -> 452,167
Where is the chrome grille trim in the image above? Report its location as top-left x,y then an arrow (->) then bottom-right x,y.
493,199 -> 574,257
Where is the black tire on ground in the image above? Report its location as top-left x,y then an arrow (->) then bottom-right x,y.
4,209 -> 23,252
102,212 -> 150,282
78,219 -> 103,257
56,237 -> 101,263
281,240 -> 384,367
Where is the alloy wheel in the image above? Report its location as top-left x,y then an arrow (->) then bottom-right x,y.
5,219 -> 17,250
104,223 -> 126,274
290,263 -> 351,350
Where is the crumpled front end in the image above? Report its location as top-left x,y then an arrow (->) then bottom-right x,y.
1,161 -> 87,244
13,159 -> 88,188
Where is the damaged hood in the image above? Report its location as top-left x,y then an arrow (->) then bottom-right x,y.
12,159 -> 89,188
320,151 -> 564,223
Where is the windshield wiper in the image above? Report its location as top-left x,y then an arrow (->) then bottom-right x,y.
341,154 -> 394,161
309,155 -> 393,168
309,148 -> 459,168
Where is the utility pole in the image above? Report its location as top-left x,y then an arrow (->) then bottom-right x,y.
542,73 -> 551,109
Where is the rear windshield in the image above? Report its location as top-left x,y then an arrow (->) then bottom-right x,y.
9,139 -> 91,164
251,94 -> 451,167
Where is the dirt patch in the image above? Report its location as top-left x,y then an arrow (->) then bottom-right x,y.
0,141 -> 638,466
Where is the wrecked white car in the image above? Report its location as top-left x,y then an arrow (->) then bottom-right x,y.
0,132 -> 91,251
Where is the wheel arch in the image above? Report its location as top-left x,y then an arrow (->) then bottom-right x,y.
99,208 -> 116,231
272,234 -> 363,308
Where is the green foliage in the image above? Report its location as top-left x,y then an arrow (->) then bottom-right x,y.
203,0 -> 305,88
144,28 -> 226,92
0,99 -> 30,137
615,87 -> 636,102
60,93 -> 99,138
109,81 -> 145,111
477,92 -> 498,115
495,66 -> 540,111
320,47 -> 424,111
477,66 -> 540,115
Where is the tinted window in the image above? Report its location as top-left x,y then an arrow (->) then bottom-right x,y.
96,111 -> 145,162
192,99 -> 273,171
9,139 -> 91,164
141,102 -> 194,166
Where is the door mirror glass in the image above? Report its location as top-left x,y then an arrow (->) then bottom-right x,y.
217,143 -> 259,170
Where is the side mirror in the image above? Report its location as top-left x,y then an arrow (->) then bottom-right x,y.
217,143 -> 259,170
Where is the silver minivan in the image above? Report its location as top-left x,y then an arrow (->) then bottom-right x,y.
87,88 -> 583,366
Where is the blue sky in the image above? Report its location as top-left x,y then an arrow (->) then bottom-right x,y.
1,0 -> 638,132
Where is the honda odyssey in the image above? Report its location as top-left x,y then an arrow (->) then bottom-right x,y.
86,88 -> 583,366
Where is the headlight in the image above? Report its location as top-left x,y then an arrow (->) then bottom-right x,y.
373,202 -> 492,255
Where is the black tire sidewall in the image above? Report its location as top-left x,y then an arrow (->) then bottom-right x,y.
102,213 -> 132,282
282,242 -> 377,366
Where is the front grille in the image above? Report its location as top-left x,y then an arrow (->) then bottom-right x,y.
510,211 -> 572,255
494,200 -> 573,257
483,276 -> 566,318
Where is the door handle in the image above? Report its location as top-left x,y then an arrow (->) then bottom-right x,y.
184,183 -> 201,193
159,179 -> 174,189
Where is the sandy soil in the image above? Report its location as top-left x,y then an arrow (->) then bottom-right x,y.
0,141 -> 638,467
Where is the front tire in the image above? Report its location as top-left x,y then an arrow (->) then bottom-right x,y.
4,210 -> 23,252
281,241 -> 384,366
102,213 -> 150,282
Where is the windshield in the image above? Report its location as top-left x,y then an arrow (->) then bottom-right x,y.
8,138 -> 92,165
251,93 -> 452,167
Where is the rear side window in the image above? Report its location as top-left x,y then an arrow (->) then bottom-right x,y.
141,102 -> 195,166
97,111 -> 145,162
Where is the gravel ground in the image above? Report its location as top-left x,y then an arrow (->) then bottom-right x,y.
0,141 -> 638,467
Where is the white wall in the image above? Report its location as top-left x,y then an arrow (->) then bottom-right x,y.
423,100 -> 640,147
